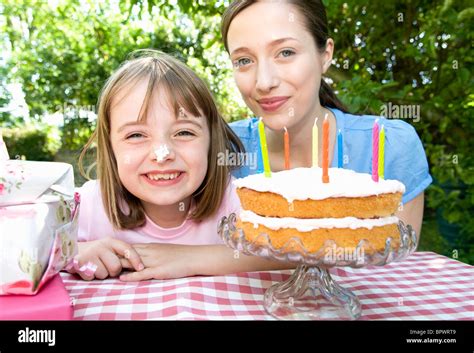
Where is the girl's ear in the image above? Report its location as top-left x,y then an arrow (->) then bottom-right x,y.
321,38 -> 334,74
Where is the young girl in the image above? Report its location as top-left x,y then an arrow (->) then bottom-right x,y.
222,0 -> 432,238
71,50 -> 289,281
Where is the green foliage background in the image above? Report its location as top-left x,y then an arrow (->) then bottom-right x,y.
1,0 -> 473,263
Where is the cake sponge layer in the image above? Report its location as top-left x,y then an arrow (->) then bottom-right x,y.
237,218 -> 400,254
237,188 -> 402,219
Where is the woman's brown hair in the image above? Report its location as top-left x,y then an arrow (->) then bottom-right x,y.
79,49 -> 244,230
221,0 -> 349,113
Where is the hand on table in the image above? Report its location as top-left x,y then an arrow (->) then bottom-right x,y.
69,237 -> 144,280
119,243 -> 198,281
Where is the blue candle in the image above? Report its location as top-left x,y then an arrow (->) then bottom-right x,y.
337,129 -> 343,168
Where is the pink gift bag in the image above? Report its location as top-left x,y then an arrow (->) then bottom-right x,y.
0,274 -> 73,320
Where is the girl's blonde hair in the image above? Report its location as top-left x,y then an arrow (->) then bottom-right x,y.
79,49 -> 244,230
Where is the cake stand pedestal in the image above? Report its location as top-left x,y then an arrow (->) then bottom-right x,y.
264,265 -> 360,320
218,213 -> 418,320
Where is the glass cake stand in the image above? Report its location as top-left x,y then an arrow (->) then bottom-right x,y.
218,213 -> 418,320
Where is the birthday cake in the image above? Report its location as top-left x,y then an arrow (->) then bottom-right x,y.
233,167 -> 405,253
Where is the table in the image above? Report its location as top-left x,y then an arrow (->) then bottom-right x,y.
61,251 -> 473,320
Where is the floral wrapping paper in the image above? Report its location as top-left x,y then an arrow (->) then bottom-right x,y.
0,159 -> 79,295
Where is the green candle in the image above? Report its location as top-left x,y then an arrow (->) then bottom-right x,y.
378,125 -> 385,179
258,118 -> 272,177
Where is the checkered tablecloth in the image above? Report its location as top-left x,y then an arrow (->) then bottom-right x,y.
61,251 -> 473,320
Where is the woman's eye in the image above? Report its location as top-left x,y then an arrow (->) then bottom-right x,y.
126,133 -> 144,139
176,130 -> 195,137
233,57 -> 252,68
279,49 -> 295,58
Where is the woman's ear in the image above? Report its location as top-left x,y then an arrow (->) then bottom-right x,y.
322,38 -> 334,74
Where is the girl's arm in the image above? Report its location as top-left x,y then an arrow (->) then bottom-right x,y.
395,192 -> 424,240
119,243 -> 295,281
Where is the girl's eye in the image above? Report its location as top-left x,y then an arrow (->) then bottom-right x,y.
279,49 -> 295,58
176,130 -> 195,137
233,57 -> 252,68
126,133 -> 144,139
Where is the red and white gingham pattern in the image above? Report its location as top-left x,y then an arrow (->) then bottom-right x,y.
61,251 -> 473,320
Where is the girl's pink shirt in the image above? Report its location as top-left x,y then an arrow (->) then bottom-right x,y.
76,178 -> 240,245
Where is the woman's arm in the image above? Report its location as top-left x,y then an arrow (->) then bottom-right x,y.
193,245 -> 295,276
119,243 -> 294,281
395,192 -> 424,239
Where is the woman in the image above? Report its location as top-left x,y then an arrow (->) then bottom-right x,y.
222,0 -> 432,237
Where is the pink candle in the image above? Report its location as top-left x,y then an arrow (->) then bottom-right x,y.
322,115 -> 329,183
372,119 -> 379,182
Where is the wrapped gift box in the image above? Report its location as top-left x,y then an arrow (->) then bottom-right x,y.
0,158 -> 79,295
0,274 -> 73,320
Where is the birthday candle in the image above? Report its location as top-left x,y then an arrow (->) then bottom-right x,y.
284,127 -> 290,170
337,129 -> 343,168
372,119 -> 379,182
322,114 -> 329,183
312,118 -> 318,167
258,118 -> 272,177
378,125 -> 385,180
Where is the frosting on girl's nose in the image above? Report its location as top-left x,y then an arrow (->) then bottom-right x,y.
154,144 -> 170,162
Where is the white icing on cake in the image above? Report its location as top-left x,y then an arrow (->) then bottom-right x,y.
233,167 -> 405,202
239,210 -> 399,232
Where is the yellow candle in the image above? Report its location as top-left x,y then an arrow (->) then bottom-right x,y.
258,118 -> 271,177
312,117 -> 318,167
378,125 -> 385,180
